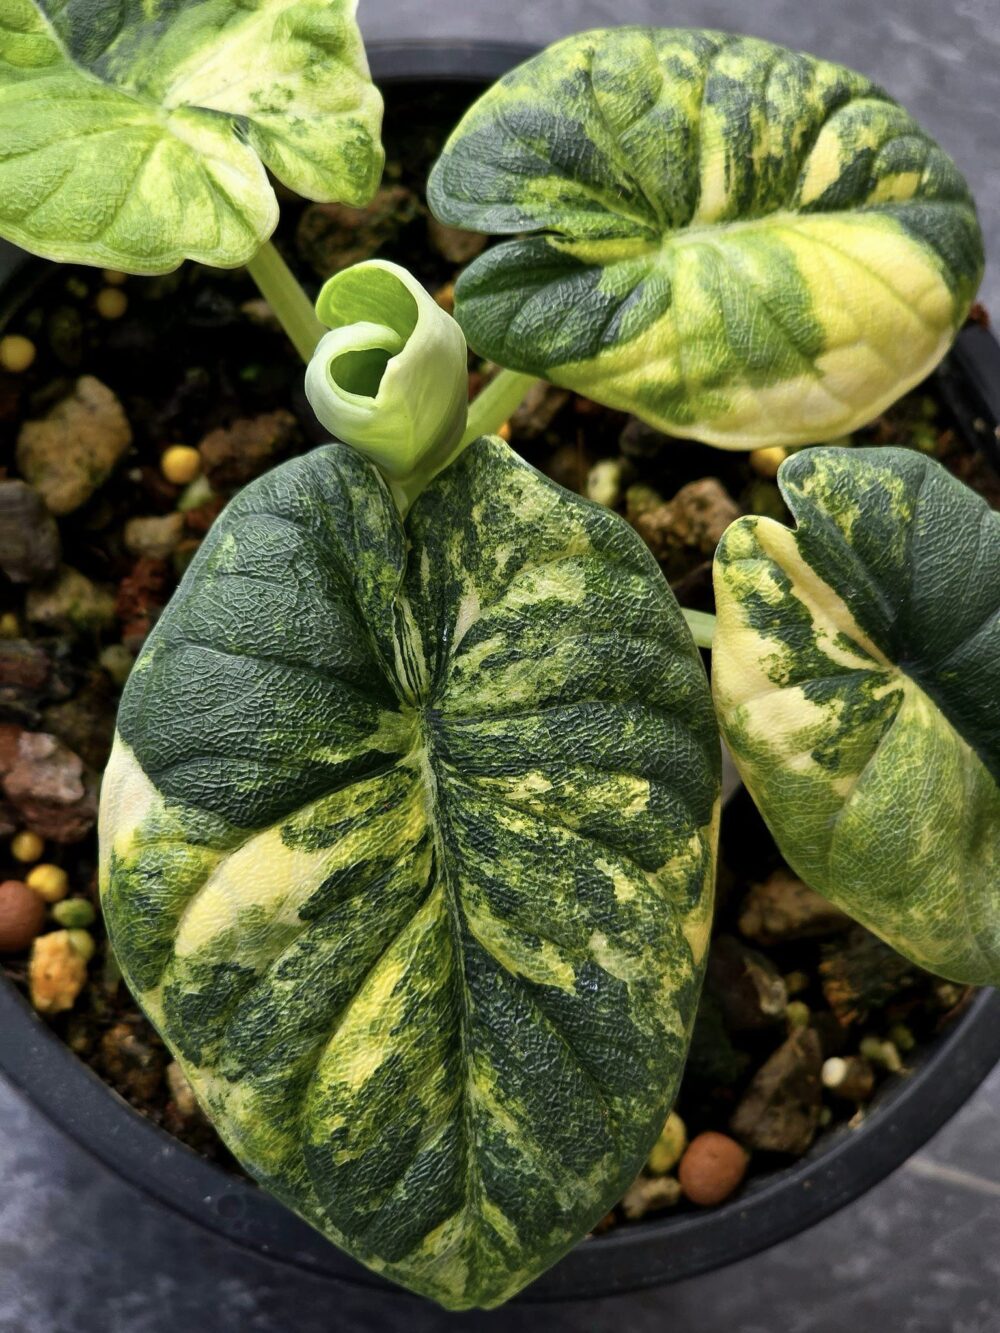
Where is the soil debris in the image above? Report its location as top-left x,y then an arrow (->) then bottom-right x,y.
198,409 -> 299,491
0,724 -> 97,843
0,481 -> 60,584
16,376 -> 132,515
729,1027 -> 824,1155
739,869 -> 852,945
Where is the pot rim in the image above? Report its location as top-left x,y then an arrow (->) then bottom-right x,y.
1,34 -> 999,1306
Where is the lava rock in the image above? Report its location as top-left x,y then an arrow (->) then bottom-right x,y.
0,723 -> 98,843
0,481 -> 60,583
296,186 -> 419,278
426,217 -> 487,265
100,1020 -> 167,1103
0,638 -> 75,726
633,478 -> 740,561
25,566 -> 116,635
42,675 -> 117,772
198,409 -> 299,491
820,925 -> 921,1026
16,376 -> 132,515
509,381 -> 571,441
116,557 -> 172,650
739,868 -> 852,945
729,1027 -> 824,1155
123,512 -> 185,560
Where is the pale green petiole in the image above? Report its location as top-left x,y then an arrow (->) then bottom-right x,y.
462,369 -> 539,445
246,240 -> 327,363
682,608 -> 716,650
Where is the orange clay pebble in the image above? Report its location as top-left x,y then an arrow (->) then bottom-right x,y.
161,445 -> 202,486
102,269 -> 127,286
497,421 -> 512,442
678,1131 -> 748,1206
0,880 -> 47,954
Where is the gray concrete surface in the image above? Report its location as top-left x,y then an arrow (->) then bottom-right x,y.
2,2 -> 999,1330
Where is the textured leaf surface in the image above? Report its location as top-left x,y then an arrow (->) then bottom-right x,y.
714,446 -> 1000,982
99,439 -> 720,1308
0,0 -> 382,271
428,28 -> 983,449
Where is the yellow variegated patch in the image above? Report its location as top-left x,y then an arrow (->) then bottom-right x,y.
99,439 -> 720,1309
0,0 -> 383,271
428,28 -> 983,449
714,446 -> 1000,982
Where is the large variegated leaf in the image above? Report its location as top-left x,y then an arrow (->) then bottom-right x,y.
714,446 -> 1000,982
427,28 -> 983,449
0,0 -> 383,271
99,439 -> 720,1309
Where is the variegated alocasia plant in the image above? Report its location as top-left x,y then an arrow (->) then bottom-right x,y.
428,27 -> 985,449
713,446 -> 1000,984
91,23 -> 1000,1314
0,0 -> 384,356
100,262 -> 721,1309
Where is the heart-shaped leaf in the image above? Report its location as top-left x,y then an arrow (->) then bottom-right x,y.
713,446 -> 1000,982
99,438 -> 720,1309
428,28 -> 983,449
0,0 -> 383,271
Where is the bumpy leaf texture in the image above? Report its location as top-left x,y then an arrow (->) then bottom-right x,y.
0,0 -> 383,270
100,439 -> 720,1308
714,447 -> 1000,983
428,28 -> 983,449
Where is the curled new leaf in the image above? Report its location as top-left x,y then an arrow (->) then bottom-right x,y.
428,28 -> 984,449
713,446 -> 1000,982
99,438 -> 720,1309
0,0 -> 383,271
305,261 -> 468,498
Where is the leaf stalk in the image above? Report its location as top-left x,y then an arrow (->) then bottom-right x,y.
246,241 -> 326,363
683,608 -> 716,649
463,369 -> 539,445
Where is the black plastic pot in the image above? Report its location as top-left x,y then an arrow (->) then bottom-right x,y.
2,36 -> 1000,1308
